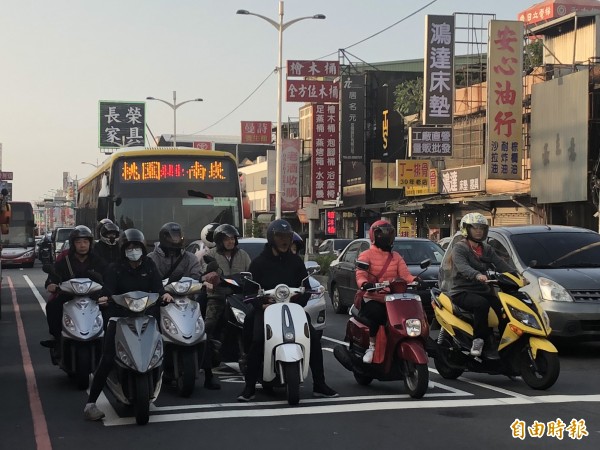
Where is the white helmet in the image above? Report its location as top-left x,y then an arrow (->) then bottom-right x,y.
200,222 -> 219,249
459,213 -> 489,243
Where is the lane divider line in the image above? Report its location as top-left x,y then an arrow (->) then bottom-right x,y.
8,276 -> 53,450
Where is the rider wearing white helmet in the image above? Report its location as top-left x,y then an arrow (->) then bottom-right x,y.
444,213 -> 515,358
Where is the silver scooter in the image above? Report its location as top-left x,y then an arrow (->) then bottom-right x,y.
56,277 -> 104,390
160,277 -> 207,397
105,291 -> 163,426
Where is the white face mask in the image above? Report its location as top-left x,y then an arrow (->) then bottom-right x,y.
125,248 -> 143,261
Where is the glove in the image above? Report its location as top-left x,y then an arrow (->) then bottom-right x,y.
203,271 -> 220,286
361,282 -> 375,291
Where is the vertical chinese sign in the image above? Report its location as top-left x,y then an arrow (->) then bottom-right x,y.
486,20 -> 524,180
423,15 -> 454,126
99,101 -> 145,149
281,139 -> 300,211
312,104 -> 339,201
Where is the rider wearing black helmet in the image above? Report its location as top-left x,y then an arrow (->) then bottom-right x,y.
41,225 -> 108,349
93,219 -> 121,265
84,228 -> 170,421
237,219 -> 338,401
199,223 -> 252,389
148,222 -> 202,283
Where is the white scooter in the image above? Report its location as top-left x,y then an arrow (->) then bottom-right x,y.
160,277 -> 207,397
55,277 -> 104,390
105,291 -> 163,426
243,265 -> 320,405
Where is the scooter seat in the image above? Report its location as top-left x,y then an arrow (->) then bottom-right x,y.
351,307 -> 374,328
452,304 -> 475,323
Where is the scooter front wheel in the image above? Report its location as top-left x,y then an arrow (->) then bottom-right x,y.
404,362 -> 429,399
75,345 -> 92,390
133,374 -> 150,425
283,362 -> 300,405
520,349 -> 560,390
177,350 -> 197,398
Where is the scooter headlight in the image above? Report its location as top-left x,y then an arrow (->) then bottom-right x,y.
507,305 -> 542,330
148,340 -> 163,370
70,280 -> 92,295
231,307 -> 246,324
63,313 -> 76,332
274,286 -> 290,301
405,319 -> 422,337
195,316 -> 205,335
162,316 -> 178,335
92,315 -> 103,333
126,296 -> 148,312
117,341 -> 135,369
174,280 -> 192,294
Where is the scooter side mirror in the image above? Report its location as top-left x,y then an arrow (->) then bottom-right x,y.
240,271 -> 253,280
419,259 -> 431,269
355,260 -> 370,271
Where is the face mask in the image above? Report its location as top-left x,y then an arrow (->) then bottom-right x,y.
125,248 -> 143,261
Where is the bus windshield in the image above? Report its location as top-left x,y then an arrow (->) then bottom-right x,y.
111,154 -> 242,244
2,202 -> 36,248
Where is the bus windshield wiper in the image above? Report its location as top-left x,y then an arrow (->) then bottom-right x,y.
187,190 -> 213,199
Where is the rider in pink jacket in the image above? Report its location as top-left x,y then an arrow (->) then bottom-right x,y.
355,220 -> 415,363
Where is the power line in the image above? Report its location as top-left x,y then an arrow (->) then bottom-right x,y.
191,69 -> 275,135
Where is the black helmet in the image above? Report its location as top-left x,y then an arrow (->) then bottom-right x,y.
99,221 -> 120,246
266,219 -> 293,246
96,218 -> 113,239
69,225 -> 94,251
214,224 -> 239,251
159,222 -> 184,251
119,228 -> 147,257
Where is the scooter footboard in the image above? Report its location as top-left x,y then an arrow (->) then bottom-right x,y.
398,340 -> 428,364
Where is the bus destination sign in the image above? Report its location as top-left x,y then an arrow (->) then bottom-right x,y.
117,157 -> 231,183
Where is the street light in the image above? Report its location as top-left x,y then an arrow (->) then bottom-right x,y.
146,91 -> 203,148
237,1 -> 325,219
81,161 -> 99,169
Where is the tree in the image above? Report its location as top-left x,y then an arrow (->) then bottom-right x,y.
524,38 -> 543,73
393,78 -> 424,118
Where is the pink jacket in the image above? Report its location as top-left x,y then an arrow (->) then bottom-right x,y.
355,246 -> 415,287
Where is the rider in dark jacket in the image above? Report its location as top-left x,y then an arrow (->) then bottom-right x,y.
237,219 -> 338,401
83,228 -> 170,421
41,226 -> 107,347
93,220 -> 121,266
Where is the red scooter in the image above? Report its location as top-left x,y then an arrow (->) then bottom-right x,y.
333,260 -> 430,398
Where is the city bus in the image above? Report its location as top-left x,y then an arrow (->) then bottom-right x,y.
76,148 -> 245,246
1,201 -> 36,268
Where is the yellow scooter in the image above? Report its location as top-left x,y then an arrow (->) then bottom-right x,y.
429,271 -> 560,390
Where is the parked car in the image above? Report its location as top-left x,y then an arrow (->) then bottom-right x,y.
441,225 -> 600,341
327,237 -> 445,319
437,236 -> 452,250
51,227 -> 74,260
316,238 -> 353,257
185,236 -> 327,336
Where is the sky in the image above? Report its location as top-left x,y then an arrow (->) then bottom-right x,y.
0,0 -> 530,203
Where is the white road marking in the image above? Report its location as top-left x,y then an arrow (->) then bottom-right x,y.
24,275 -> 47,315
101,393 -> 600,426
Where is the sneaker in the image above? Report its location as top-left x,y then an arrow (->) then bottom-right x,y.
83,403 -> 105,421
313,382 -> 339,398
470,338 -> 484,357
362,346 -> 375,364
237,386 -> 256,402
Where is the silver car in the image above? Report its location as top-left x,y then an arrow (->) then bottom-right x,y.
441,225 -> 600,341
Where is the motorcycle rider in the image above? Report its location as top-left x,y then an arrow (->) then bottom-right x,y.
84,228 -> 171,421
38,232 -> 53,264
355,220 -> 416,364
444,212 -> 515,358
93,219 -> 121,266
237,219 -> 338,401
147,222 -> 221,390
290,232 -> 305,256
40,226 -> 107,349
200,224 -> 251,388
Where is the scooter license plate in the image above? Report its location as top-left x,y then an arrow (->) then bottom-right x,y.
388,294 -> 419,301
